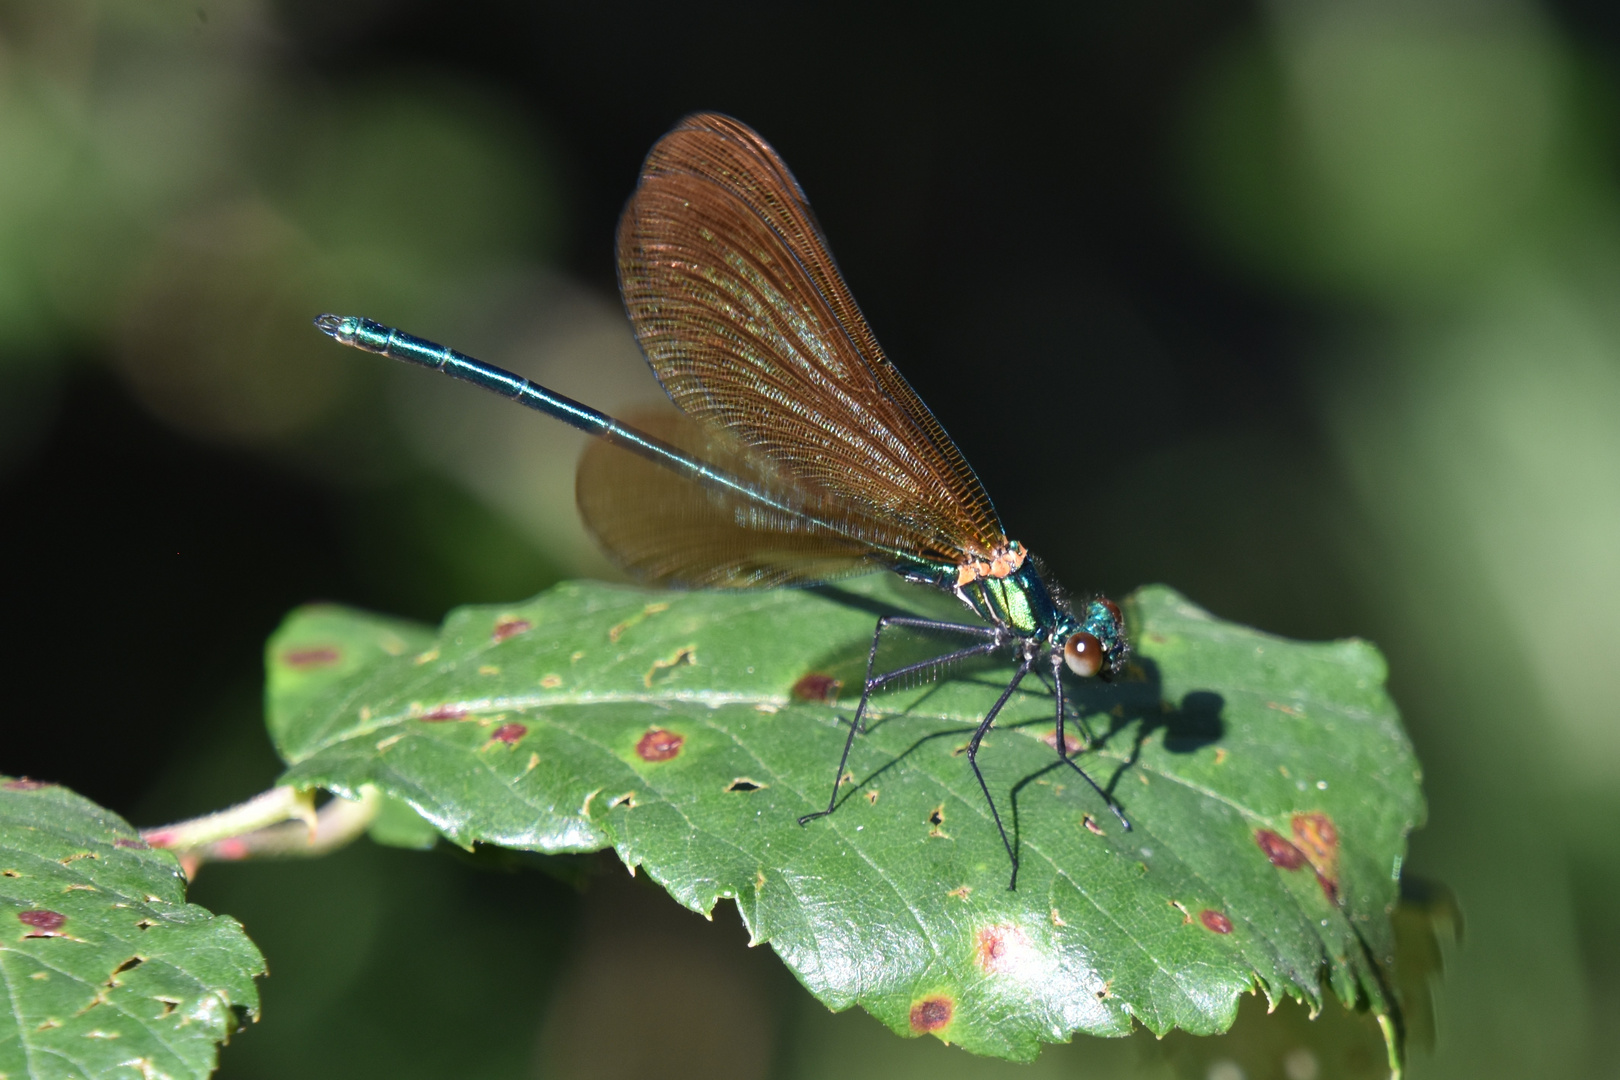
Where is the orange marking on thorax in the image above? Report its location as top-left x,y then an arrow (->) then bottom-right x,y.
955,542 -> 1026,587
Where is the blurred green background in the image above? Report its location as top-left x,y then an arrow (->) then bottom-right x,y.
3,1 -> 1617,1077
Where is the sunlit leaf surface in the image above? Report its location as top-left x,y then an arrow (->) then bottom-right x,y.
0,781 -> 264,1080
268,576 -> 1422,1061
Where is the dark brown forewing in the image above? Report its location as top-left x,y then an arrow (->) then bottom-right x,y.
576,410 -> 890,588
616,112 -> 1007,567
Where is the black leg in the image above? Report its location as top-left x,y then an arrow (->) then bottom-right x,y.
965,655 -> 1036,890
1051,651 -> 1131,832
799,615 -> 1004,826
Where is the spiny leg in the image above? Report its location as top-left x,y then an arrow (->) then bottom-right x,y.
965,654 -> 1037,890
799,615 -> 1003,825
1051,650 -> 1131,831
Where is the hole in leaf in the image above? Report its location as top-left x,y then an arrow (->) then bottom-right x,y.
725,778 -> 765,792
156,997 -> 180,1016
111,957 -> 144,976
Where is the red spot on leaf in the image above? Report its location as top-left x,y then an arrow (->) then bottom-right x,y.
635,728 -> 684,762
492,618 -> 532,643
282,646 -> 340,669
974,924 -> 1029,974
3,779 -> 48,791
1200,909 -> 1233,934
792,672 -> 841,702
18,909 -> 65,935
1255,829 -> 1307,869
908,996 -> 953,1032
1315,871 -> 1340,904
421,705 -> 467,722
114,838 -> 147,850
490,722 -> 528,745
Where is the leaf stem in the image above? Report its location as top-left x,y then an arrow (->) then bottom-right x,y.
141,785 -> 383,879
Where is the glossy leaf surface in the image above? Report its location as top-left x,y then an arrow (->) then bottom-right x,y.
267,576 -> 1422,1061
0,780 -> 264,1080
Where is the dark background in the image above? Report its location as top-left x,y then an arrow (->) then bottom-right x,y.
3,2 -> 1617,1077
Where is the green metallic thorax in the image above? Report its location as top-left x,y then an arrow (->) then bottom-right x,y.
977,563 -> 1072,638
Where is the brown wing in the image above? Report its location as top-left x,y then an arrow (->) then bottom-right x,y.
616,112 -> 1007,569
576,410 -> 887,588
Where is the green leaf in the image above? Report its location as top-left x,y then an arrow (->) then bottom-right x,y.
0,779 -> 265,1080
267,576 -> 1424,1062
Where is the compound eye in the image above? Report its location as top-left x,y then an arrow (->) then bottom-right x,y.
1098,597 -> 1122,626
1063,632 -> 1106,678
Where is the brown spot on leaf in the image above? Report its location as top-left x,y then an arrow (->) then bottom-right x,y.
539,674 -> 563,689
947,885 -> 972,900
492,618 -> 531,643
865,790 -> 880,805
908,996 -> 953,1033
1042,728 -> 1083,755
792,672 -> 842,702
18,909 -> 65,935
421,705 -> 467,722
1213,747 -> 1228,765
1256,829 -> 1308,869
113,838 -> 147,850
1200,909 -> 1233,934
281,646 -> 340,669
3,779 -> 48,791
974,924 -> 1030,974
635,728 -> 684,762
490,723 -> 527,745
1292,812 -> 1341,902
725,778 -> 765,792
1082,814 -> 1105,836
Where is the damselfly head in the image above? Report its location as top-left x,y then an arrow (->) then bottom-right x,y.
1064,597 -> 1128,680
